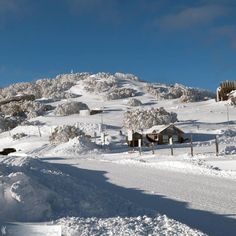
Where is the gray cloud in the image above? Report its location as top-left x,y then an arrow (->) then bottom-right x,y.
231,39 -> 236,49
157,5 -> 229,30
66,0 -> 120,22
0,0 -> 29,26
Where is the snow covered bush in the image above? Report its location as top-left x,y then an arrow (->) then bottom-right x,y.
0,73 -> 90,101
83,74 -> 117,93
179,88 -> 214,103
114,72 -> 139,81
105,88 -> 136,100
126,98 -> 142,106
82,72 -> 139,99
54,101 -> 89,116
0,116 -> 22,132
228,90 -> 236,105
144,83 -> 184,99
0,100 -> 53,119
144,83 -> 214,102
12,132 -> 28,140
49,125 -> 85,144
123,107 -> 178,130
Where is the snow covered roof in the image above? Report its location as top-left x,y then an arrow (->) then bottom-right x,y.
143,124 -> 184,134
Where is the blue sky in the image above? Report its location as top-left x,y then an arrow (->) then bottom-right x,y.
0,0 -> 235,91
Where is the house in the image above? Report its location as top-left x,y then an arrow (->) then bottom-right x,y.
216,81 -> 236,102
126,131 -> 143,147
145,124 -> 184,144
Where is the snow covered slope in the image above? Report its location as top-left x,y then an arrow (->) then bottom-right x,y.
0,72 -> 235,235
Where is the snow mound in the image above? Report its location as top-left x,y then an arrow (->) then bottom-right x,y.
50,137 -> 100,156
57,215 -> 205,236
0,156 -> 135,222
104,87 -> 136,100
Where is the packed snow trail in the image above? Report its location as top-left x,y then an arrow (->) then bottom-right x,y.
53,158 -> 236,236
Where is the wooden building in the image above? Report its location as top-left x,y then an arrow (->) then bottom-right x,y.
216,81 -> 236,101
126,132 -> 143,147
145,124 -> 184,145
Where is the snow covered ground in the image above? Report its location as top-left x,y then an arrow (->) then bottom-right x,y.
0,73 -> 235,235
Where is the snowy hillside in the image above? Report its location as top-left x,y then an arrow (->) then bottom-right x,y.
0,72 -> 235,236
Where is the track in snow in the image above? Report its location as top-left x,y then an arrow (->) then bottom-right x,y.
53,159 -> 236,236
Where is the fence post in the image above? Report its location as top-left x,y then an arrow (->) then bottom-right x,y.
38,126 -> 42,137
151,142 -> 154,154
169,137 -> 173,156
138,139 -> 142,155
215,136 -> 219,156
190,135 -> 193,157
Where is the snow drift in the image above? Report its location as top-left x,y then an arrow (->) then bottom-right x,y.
0,156 -> 134,221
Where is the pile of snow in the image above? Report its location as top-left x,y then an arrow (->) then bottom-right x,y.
49,137 -> 99,156
54,101 -> 89,116
49,125 -> 85,144
123,107 -> 178,130
0,156 -> 141,222
57,215 -> 205,236
126,98 -> 142,107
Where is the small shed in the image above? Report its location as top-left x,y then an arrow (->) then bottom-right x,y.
216,81 -> 236,101
126,131 -> 143,147
145,124 -> 184,144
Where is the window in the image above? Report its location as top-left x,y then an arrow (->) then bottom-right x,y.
163,135 -> 169,143
173,135 -> 178,142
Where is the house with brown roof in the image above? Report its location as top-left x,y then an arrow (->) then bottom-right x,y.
145,124 -> 184,145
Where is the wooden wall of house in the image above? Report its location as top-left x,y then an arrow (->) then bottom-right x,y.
218,81 -> 236,101
147,126 -> 184,144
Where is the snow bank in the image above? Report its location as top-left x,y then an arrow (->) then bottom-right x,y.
49,137 -> 100,156
0,156 -> 135,221
57,215 -> 205,236
110,155 -> 236,180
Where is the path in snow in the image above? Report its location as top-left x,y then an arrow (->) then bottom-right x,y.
50,158 -> 236,236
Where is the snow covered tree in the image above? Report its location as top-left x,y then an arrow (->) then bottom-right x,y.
123,107 -> 178,130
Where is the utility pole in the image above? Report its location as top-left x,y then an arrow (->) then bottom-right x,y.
226,104 -> 230,128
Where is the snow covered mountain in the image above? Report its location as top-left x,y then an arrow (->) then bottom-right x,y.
0,72 -> 235,236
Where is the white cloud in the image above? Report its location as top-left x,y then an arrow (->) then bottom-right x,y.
157,5 -> 228,30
